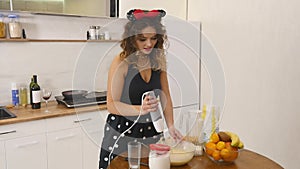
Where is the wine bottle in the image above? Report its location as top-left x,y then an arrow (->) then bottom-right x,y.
29,77 -> 34,105
31,75 -> 41,109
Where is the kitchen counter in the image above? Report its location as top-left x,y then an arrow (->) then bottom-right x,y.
0,101 -> 107,125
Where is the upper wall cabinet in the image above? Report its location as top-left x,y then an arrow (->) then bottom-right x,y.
0,0 -> 118,17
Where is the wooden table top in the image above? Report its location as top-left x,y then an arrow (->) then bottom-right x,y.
108,149 -> 283,169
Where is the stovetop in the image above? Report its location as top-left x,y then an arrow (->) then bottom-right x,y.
55,91 -> 107,108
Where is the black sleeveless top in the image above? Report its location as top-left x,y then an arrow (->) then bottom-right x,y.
120,64 -> 161,105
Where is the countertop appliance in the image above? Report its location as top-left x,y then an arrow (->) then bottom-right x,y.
0,107 -> 17,120
55,91 -> 107,108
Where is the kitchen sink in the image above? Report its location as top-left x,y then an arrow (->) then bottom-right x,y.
0,107 -> 17,120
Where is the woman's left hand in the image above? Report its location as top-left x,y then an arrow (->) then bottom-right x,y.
168,125 -> 183,140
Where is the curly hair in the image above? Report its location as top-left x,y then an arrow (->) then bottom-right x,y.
120,17 -> 168,71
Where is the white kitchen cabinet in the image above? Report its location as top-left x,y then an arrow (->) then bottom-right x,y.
5,134 -> 47,169
0,110 -> 107,169
82,132 -> 100,169
45,114 -> 80,132
47,127 -> 83,169
46,114 -> 83,169
77,110 -> 108,169
0,120 -> 47,169
0,120 -> 46,140
0,141 -> 5,169
46,114 -> 82,169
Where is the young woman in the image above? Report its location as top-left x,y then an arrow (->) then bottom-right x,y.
99,9 -> 182,169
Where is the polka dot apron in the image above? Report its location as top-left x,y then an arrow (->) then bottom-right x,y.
99,64 -> 163,169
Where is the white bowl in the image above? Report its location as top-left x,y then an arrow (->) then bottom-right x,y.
159,138 -> 195,166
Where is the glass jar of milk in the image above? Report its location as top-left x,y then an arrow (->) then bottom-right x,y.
149,144 -> 170,169
8,14 -> 22,39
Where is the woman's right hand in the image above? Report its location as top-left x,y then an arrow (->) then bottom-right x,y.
140,95 -> 158,115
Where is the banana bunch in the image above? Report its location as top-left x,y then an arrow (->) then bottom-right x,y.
216,131 -> 244,148
224,131 -> 244,149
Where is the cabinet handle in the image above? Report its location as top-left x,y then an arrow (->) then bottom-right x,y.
16,141 -> 39,148
55,134 -> 75,141
0,130 -> 16,135
73,118 -> 92,123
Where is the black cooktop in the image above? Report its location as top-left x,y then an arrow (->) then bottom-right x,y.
55,91 -> 107,108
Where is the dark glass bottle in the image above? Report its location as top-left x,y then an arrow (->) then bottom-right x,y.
31,75 -> 41,109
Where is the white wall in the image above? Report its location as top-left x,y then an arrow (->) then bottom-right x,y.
188,0 -> 300,168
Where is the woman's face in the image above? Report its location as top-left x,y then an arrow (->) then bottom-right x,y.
135,26 -> 158,55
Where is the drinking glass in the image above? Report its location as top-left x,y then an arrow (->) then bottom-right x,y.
128,141 -> 141,169
19,86 -> 28,107
42,89 -> 52,113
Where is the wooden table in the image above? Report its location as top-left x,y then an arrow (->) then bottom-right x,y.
108,149 -> 283,169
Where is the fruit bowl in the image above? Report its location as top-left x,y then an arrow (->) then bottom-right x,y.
203,131 -> 244,164
204,142 -> 242,163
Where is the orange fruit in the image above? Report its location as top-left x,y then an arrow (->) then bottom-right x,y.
223,147 -> 239,162
212,150 -> 221,161
216,141 -> 226,150
205,142 -> 216,155
225,142 -> 232,150
220,148 -> 230,159
230,147 -> 239,160
210,133 -> 220,143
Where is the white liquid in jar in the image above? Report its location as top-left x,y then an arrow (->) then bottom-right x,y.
8,22 -> 22,38
149,153 -> 170,169
129,164 -> 139,169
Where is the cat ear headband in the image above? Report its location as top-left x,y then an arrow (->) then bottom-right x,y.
127,9 -> 166,21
